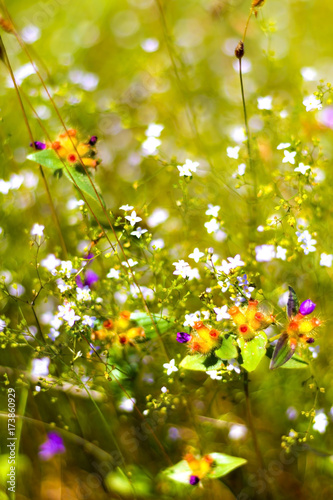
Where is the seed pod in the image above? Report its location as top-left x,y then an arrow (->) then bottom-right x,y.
235,41 -> 244,60
252,0 -> 265,7
0,17 -> 15,34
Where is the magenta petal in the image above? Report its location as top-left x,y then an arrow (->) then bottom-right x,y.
299,300 -> 316,316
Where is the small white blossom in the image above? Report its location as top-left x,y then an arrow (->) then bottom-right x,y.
119,397 -> 136,412
147,208 -> 169,227
31,223 -> 44,238
173,260 -> 192,279
188,248 -> 205,263
277,142 -> 291,150
122,258 -> 138,267
161,386 -> 168,393
229,424 -> 248,440
163,359 -> 178,376
214,305 -> 230,321
31,357 -> 50,378
206,370 -> 222,380
41,254 -> 61,272
59,260 -> 73,278
226,359 -> 241,374
0,319 -> 6,331
120,204 -> 134,211
58,302 -> 80,327
82,315 -> 96,328
301,67 -> 317,82
56,279 -> 72,293
226,146 -> 240,159
142,136 -> 161,154
205,218 -> 220,234
131,227 -> 148,238
183,312 -> 201,327
206,204 -> 220,217
320,253 -> 333,267
125,210 -> 142,227
257,96 -> 272,110
150,238 -> 165,250
282,150 -> 297,164
255,245 -> 276,262
177,159 -> 199,177
294,163 -> 311,175
313,410 -> 328,434
276,246 -> 287,261
76,287 -> 91,302
145,123 -> 164,137
107,268 -> 120,278
303,94 -> 322,112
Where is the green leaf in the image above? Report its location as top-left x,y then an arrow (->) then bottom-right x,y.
105,466 -> 152,496
180,353 -> 224,371
280,354 -> 309,369
206,453 -> 247,479
130,312 -> 174,337
163,453 -> 247,484
237,333 -> 267,372
27,149 -> 104,205
215,335 -> 238,360
270,333 -> 296,370
27,149 -> 64,171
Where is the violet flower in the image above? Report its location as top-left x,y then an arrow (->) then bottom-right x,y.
299,299 -> 316,316
39,432 -> 65,461
177,332 -> 191,343
76,269 -> 99,289
89,136 -> 98,146
189,475 -> 200,485
30,141 -> 46,150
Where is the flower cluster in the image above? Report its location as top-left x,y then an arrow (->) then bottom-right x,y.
184,453 -> 214,485
177,321 -> 221,354
285,299 -> 321,347
228,300 -> 275,340
35,129 -> 99,168
91,311 -> 145,346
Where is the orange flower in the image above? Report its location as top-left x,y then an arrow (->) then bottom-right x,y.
49,129 -> 99,168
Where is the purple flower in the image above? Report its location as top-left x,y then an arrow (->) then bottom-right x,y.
299,299 -> 316,316
89,343 -> 101,355
85,269 -> 99,287
189,475 -> 200,485
89,136 -> 98,146
177,332 -> 191,343
39,432 -> 65,461
306,337 -> 315,344
76,269 -> 99,289
30,141 -> 46,150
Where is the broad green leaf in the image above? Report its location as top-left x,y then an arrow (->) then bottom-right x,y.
105,467 -> 152,496
180,353 -> 224,371
206,453 -> 247,479
215,335 -> 238,360
163,460 -> 193,484
237,333 -> 267,372
270,333 -> 296,370
130,312 -> 174,337
27,149 -> 104,205
280,354 -> 309,369
163,453 -> 247,484
287,286 -> 299,318
27,149 -> 64,171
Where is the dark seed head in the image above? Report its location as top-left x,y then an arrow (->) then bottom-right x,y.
89,136 -> 98,146
235,41 -> 244,60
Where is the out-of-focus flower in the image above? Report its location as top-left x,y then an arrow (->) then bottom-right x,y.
229,424 -> 247,440
257,96 -> 272,110
214,306 -> 230,321
31,358 -> 50,378
206,370 -> 222,380
206,204 -> 220,217
277,142 -> 291,150
294,163 -> 310,175
39,432 -> 65,461
131,227 -> 148,238
320,253 -> 333,267
41,254 -> 61,272
188,248 -> 204,263
119,397 -> 136,412
48,129 -> 99,168
31,223 -> 44,238
282,150 -> 297,164
226,146 -> 240,159
313,410 -> 328,433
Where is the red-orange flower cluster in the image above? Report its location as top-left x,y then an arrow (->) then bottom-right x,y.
187,321 -> 221,354
228,300 -> 275,340
49,129 -> 99,169
91,311 -> 145,346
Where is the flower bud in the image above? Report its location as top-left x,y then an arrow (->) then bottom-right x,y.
189,475 -> 200,485
235,41 -> 244,59
177,331 -> 191,343
299,299 -> 316,316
